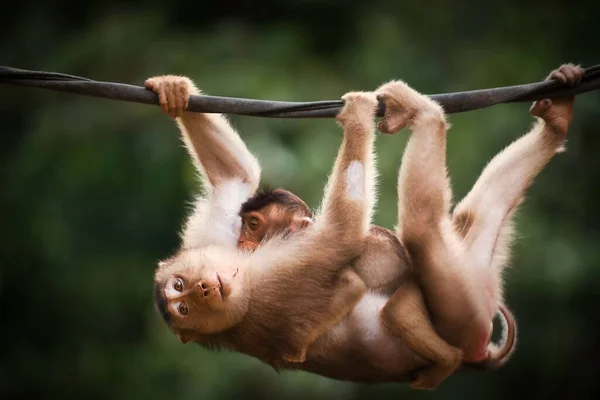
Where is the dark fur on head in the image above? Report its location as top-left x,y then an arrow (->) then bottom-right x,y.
241,188 -> 312,218
154,281 -> 172,325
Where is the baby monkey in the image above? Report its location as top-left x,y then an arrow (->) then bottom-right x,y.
238,188 -> 313,250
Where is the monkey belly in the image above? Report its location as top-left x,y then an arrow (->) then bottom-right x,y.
301,293 -> 428,382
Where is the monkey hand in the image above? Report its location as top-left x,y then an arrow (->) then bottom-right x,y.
375,80 -> 444,134
336,92 -> 379,130
529,63 -> 584,135
145,75 -> 200,119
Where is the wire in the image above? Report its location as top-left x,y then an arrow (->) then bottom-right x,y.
1,65 -> 599,118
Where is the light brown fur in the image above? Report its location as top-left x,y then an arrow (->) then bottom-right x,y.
374,64 -> 582,387
149,76 -> 378,365
149,64 -> 581,388
238,188 -> 516,389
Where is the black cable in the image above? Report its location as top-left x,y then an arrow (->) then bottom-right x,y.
1,65 -> 599,118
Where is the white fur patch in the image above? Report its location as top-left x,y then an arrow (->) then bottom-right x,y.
164,277 -> 180,299
183,179 -> 252,248
352,293 -> 387,341
170,301 -> 182,315
345,161 -> 365,200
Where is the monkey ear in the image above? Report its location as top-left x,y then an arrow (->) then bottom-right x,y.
157,257 -> 174,270
291,216 -> 313,231
177,331 -> 201,344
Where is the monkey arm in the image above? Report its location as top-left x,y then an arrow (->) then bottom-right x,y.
312,92 -> 379,252
177,107 -> 263,248
145,75 -> 262,248
176,85 -> 261,194
246,93 -> 378,363
146,75 -> 261,192
256,92 -> 379,265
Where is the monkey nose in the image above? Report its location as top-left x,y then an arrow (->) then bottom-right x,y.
196,282 -> 209,297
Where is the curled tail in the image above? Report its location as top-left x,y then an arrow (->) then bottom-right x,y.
464,304 -> 517,371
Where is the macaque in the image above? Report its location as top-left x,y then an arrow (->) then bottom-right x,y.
150,75 -> 375,365
150,64 -> 582,388
238,188 -> 313,250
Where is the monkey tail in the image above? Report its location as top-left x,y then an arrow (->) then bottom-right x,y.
464,304 -> 517,371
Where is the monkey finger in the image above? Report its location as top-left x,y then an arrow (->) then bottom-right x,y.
157,88 -> 170,115
165,84 -> 178,118
550,70 -> 567,84
173,87 -> 183,118
144,79 -> 170,115
529,98 -> 552,118
177,84 -> 188,118
559,65 -> 577,86
573,65 -> 585,83
144,79 -> 156,90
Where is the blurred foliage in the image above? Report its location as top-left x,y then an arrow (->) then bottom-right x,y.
1,1 -> 599,399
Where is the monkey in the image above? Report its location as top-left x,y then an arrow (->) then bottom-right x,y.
237,188 -> 313,251
149,63 -> 582,388
149,75 -> 376,366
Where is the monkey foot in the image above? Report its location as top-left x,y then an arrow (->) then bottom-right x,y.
529,64 -> 584,135
375,80 -> 445,134
548,63 -> 584,87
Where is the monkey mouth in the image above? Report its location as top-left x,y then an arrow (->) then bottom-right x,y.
216,273 -> 225,299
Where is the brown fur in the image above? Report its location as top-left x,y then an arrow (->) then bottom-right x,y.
148,64 -> 581,389
238,194 -> 517,389
373,64 -> 581,388
147,76 -> 378,364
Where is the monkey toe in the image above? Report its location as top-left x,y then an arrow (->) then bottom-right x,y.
550,64 -> 584,86
378,112 -> 410,134
529,99 -> 552,118
550,70 -> 568,85
144,78 -> 157,90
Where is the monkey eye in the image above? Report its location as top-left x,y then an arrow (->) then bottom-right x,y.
248,218 -> 260,231
178,303 -> 188,315
174,278 -> 184,292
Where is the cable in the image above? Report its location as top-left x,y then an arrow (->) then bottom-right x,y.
1,65 -> 599,118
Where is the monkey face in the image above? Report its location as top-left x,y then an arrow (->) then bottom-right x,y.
238,211 -> 269,250
238,209 -> 313,251
153,246 -> 248,339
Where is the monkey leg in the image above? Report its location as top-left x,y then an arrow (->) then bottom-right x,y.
453,64 -> 582,274
381,279 -> 463,390
282,269 -> 367,363
377,80 -> 491,358
451,115 -> 568,296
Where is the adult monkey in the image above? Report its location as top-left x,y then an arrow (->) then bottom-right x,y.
150,64 -> 582,389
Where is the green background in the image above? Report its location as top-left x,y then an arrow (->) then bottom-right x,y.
2,1 -> 599,399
